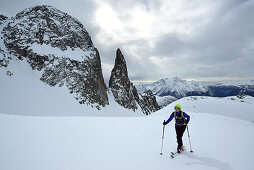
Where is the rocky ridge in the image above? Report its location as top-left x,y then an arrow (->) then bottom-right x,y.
109,49 -> 160,115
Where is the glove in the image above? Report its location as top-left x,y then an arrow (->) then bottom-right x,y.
163,122 -> 167,125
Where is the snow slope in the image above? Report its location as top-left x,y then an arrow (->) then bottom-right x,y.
0,96 -> 254,170
168,96 -> 254,122
0,59 -> 143,117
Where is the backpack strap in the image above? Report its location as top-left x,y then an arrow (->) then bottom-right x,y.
174,111 -> 187,125
174,111 -> 184,118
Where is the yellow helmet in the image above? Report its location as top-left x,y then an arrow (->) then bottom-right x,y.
174,104 -> 182,110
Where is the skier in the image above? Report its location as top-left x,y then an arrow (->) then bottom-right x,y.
163,104 -> 190,153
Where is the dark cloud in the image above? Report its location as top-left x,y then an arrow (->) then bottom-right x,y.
0,0 -> 253,81
130,0 -> 254,80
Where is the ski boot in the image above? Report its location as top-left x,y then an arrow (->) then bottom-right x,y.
177,146 -> 183,153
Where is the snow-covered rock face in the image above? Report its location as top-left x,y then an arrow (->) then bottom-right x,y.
138,90 -> 161,114
0,15 -> 8,25
109,49 -> 160,115
109,49 -> 138,111
0,15 -> 9,67
3,5 -> 93,54
0,5 -> 108,109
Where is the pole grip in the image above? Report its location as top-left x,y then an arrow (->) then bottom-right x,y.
162,120 -> 166,139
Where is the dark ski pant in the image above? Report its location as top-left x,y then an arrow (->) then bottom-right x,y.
175,124 -> 186,148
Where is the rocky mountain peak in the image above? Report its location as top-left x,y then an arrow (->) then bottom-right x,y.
109,49 -> 129,85
109,49 -> 160,115
2,5 -> 93,54
109,48 -> 137,111
115,48 -> 126,66
0,6 -> 108,109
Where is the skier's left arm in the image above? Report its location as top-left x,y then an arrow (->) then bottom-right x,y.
183,112 -> 190,124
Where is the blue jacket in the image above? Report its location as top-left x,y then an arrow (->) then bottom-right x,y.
165,111 -> 190,126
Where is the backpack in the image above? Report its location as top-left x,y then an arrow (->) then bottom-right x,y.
174,111 -> 187,125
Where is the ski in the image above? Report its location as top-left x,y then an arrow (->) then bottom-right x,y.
170,151 -> 180,158
170,146 -> 186,158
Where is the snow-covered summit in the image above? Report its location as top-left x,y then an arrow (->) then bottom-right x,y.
4,5 -> 93,52
136,76 -> 208,98
136,77 -> 254,99
0,5 -> 108,109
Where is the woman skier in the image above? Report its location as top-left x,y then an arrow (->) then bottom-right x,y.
163,104 -> 190,153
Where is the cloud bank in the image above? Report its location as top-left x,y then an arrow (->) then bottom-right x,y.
0,0 -> 253,81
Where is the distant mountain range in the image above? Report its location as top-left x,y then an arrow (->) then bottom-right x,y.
136,77 -> 254,107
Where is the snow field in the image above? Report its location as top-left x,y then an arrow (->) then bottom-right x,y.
0,107 -> 253,170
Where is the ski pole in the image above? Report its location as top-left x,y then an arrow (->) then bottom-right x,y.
187,125 -> 193,153
160,120 -> 166,155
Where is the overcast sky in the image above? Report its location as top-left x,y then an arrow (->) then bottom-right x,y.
0,0 -> 253,82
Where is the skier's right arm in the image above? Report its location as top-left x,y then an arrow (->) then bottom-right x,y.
164,113 -> 174,125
